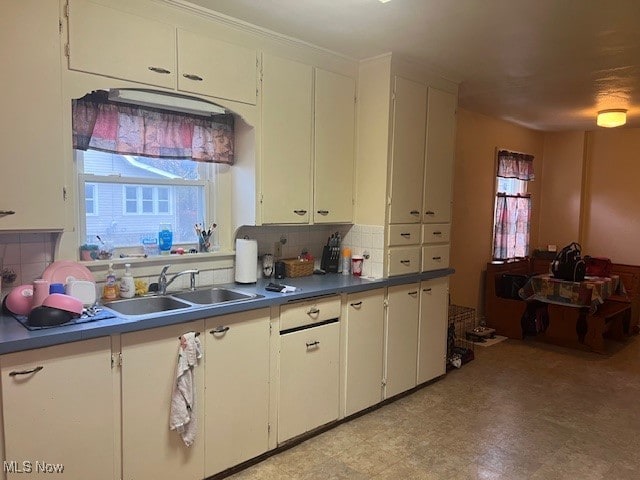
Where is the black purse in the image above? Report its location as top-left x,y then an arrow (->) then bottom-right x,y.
551,242 -> 586,282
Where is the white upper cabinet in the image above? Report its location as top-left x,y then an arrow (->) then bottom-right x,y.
0,0 -> 65,231
388,76 -> 428,224
67,0 -> 176,89
177,29 -> 257,105
423,87 -> 456,224
313,68 -> 356,224
260,54 -> 313,224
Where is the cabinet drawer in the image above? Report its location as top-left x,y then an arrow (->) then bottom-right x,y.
388,224 -> 421,246
422,223 -> 450,244
422,244 -> 450,271
387,246 -> 421,276
280,295 -> 341,331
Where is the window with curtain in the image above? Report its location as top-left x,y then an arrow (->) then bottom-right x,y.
72,91 -> 233,249
492,149 -> 534,259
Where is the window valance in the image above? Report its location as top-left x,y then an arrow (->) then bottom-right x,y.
496,149 -> 534,181
72,91 -> 234,165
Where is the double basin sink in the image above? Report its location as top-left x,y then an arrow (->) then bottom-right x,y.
103,288 -> 263,317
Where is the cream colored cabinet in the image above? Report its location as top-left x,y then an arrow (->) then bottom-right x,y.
313,69 -> 356,223
423,87 -> 456,224
422,223 -> 451,272
387,246 -> 421,276
344,289 -> 385,416
177,29 -> 257,105
279,321 -> 340,442
388,76 -> 428,224
67,0 -> 176,89
0,337 -> 115,479
204,309 -> 270,477
261,54 -> 313,224
0,0 -> 65,230
384,283 -> 420,398
121,320 -> 205,480
417,277 -> 449,384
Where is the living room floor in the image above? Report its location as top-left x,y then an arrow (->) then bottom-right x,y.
228,335 -> 640,479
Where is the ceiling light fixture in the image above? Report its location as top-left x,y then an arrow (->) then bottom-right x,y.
108,89 -> 226,116
378,0 -> 392,3
596,109 -> 627,128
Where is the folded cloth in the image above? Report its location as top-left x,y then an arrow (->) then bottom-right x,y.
169,332 -> 202,447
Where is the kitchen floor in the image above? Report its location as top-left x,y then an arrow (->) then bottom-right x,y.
227,335 -> 640,479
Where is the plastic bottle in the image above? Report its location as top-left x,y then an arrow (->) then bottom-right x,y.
158,223 -> 173,255
102,263 -> 118,300
119,263 -> 135,299
341,247 -> 351,275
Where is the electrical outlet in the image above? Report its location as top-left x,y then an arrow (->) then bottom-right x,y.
273,241 -> 282,257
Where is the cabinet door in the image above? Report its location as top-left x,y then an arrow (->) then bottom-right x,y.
314,69 -> 355,223
417,277 -> 449,384
261,54 -> 313,224
1,337 -> 114,479
345,289 -> 384,416
67,0 -> 176,89
0,0 -> 65,230
204,309 -> 270,476
423,87 -> 456,223
279,321 -> 340,442
384,283 -> 420,398
177,29 -> 257,105
121,320 -> 205,480
388,76 -> 427,224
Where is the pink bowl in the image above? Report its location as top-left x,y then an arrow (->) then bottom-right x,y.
41,293 -> 83,316
5,285 -> 34,316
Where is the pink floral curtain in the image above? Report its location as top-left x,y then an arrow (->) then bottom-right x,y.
72,92 -> 234,164
493,194 -> 531,259
496,150 -> 534,181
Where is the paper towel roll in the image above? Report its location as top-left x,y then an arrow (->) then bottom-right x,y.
235,238 -> 258,284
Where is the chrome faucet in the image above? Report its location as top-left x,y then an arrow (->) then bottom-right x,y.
157,265 -> 199,295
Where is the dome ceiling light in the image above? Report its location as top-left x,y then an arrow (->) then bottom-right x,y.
596,109 -> 627,128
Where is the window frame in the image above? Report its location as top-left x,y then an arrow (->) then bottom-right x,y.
492,175 -> 531,260
75,150 -> 216,250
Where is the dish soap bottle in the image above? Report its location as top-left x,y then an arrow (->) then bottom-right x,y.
119,263 -> 135,299
102,263 -> 118,301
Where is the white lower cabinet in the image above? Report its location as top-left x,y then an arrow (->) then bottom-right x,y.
278,321 -> 340,443
204,309 -> 270,477
417,277 -> 450,384
121,320 -> 205,480
344,289 -> 385,416
0,337 -> 115,479
384,283 -> 420,398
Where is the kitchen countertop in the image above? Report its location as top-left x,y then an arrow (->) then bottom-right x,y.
0,269 -> 454,354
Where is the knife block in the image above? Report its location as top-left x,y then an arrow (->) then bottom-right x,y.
321,246 -> 341,273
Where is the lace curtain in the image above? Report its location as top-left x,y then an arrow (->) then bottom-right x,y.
493,149 -> 534,259
72,91 -> 235,164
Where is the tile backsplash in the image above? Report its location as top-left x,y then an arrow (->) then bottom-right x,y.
236,223 -> 385,279
0,233 -> 57,292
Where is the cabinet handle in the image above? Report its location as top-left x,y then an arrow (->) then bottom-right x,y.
306,341 -> 320,348
350,301 -> 363,308
432,256 -> 442,260
317,210 -> 329,215
148,66 -> 171,74
425,210 -> 435,215
433,231 -> 442,235
210,326 -> 230,335
410,210 -> 420,216
307,307 -> 320,315
9,366 -> 43,377
400,260 -> 411,265
183,73 -> 204,81
0,210 -> 16,215
400,233 -> 411,238
294,210 -> 307,215
408,291 -> 418,296
423,288 -> 432,293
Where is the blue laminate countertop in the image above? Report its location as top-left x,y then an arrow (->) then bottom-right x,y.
0,269 -> 454,354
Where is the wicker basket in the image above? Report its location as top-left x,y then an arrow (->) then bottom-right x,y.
282,258 -> 314,278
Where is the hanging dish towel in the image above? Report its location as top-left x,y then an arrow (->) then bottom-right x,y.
169,331 -> 202,447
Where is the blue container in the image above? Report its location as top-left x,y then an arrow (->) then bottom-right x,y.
158,224 -> 173,253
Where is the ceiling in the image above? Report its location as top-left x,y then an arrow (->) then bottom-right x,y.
185,0 -> 640,131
